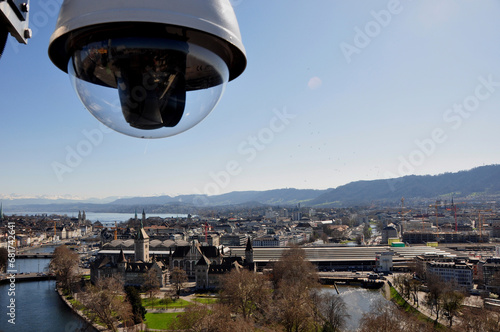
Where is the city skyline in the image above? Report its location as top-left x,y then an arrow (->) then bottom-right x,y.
1,1 -> 500,199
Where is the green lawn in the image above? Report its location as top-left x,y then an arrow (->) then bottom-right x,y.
144,312 -> 180,330
142,297 -> 192,309
192,297 -> 219,304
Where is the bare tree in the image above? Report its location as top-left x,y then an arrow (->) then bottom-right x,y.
274,279 -> 315,332
49,245 -> 80,293
409,278 -> 421,307
455,307 -> 500,332
394,274 -> 412,301
172,303 -> 255,332
359,299 -> 434,332
270,245 -> 319,291
269,246 -> 322,332
310,290 -> 349,332
219,268 -> 271,322
79,276 -> 132,332
359,300 -> 401,332
142,268 -> 160,309
424,273 -> 449,324
441,290 -> 464,327
170,266 -> 187,298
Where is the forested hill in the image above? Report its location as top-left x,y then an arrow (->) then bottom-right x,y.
4,165 -> 500,210
309,164 -> 500,206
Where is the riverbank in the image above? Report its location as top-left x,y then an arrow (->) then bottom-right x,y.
385,275 -> 451,328
56,288 -> 103,332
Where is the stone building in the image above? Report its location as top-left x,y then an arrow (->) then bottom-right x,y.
91,221 -> 169,287
171,241 -> 223,278
195,237 -> 256,290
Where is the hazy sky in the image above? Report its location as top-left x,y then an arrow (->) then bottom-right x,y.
1,0 -> 500,200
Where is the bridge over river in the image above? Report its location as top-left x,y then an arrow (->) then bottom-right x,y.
318,271 -> 385,289
0,273 -> 56,284
16,253 -> 54,259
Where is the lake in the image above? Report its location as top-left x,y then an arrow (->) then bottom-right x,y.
6,211 -> 188,226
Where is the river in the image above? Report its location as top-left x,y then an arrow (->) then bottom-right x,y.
0,280 -> 87,332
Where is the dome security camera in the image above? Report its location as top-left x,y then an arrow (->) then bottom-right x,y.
48,0 -> 246,138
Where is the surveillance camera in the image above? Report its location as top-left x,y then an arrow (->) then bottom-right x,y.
48,0 -> 246,138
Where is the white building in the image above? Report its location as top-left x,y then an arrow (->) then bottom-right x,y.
376,252 -> 394,272
426,261 -> 474,290
252,236 -> 287,247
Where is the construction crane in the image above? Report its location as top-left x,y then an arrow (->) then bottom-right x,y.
446,199 -> 466,232
477,209 -> 492,242
110,221 -> 126,240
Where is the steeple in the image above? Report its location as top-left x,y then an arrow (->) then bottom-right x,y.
118,248 -> 127,263
245,237 -> 253,264
0,202 -> 3,221
142,209 -> 146,225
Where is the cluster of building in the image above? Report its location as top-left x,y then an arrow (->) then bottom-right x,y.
411,250 -> 500,294
92,215 -> 256,290
2,201 -> 500,295
0,211 -> 93,247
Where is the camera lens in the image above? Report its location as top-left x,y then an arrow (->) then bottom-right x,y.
68,37 -> 229,138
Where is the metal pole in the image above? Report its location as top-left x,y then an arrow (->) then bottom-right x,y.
0,27 -> 7,60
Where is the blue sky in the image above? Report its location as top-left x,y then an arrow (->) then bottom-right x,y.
1,0 -> 500,200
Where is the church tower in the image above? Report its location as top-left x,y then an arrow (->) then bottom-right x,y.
245,237 -> 253,264
134,218 -> 150,262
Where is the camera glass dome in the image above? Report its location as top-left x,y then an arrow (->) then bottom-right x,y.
68,36 -> 229,138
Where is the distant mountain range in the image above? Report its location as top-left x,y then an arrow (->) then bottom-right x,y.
4,165 -> 500,212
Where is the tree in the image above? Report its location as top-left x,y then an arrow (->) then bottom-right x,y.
0,247 -> 7,272
173,303 -> 255,332
49,245 -> 80,293
310,290 -> 349,332
270,245 -> 319,290
359,300 -> 401,332
455,307 -> 500,332
274,278 -> 316,332
359,299 -> 434,332
424,273 -> 448,324
170,266 -> 188,298
142,268 -> 160,309
441,290 -> 464,327
363,223 -> 372,241
269,246 -> 323,332
79,277 -> 132,332
125,286 -> 146,325
219,268 -> 271,322
409,278 -> 421,307
393,274 -> 413,301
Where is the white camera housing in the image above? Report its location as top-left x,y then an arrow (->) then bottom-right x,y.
48,0 -> 246,138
